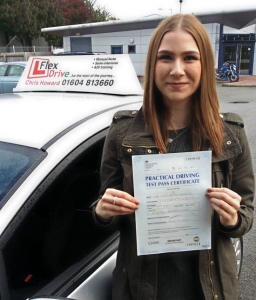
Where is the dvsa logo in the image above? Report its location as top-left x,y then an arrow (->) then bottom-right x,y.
28,58 -> 58,79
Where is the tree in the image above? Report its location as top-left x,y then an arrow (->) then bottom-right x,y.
44,0 -> 116,46
0,0 -> 64,47
84,0 -> 117,22
59,0 -> 94,25
0,0 -> 116,48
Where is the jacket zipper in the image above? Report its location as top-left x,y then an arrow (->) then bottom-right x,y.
208,182 -> 224,299
208,250 -> 215,299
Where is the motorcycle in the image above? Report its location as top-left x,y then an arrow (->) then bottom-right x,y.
215,61 -> 239,82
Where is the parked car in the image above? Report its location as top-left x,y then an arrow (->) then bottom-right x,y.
0,61 -> 26,94
0,54 -> 142,300
0,55 -> 243,300
53,51 -> 107,56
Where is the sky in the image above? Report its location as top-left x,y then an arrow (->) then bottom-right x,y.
95,0 -> 256,20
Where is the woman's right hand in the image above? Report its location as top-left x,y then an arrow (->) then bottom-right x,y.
95,188 -> 140,220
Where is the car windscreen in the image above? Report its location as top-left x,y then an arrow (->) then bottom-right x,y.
0,142 -> 46,207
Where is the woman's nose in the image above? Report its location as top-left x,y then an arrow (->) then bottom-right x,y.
170,59 -> 185,76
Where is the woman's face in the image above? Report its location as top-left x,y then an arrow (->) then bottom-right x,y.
154,29 -> 201,106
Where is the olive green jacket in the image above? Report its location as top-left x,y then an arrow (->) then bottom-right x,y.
93,108 -> 255,300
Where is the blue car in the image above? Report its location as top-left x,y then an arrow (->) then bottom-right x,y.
0,61 -> 26,94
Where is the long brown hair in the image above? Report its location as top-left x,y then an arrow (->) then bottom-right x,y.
143,14 -> 223,155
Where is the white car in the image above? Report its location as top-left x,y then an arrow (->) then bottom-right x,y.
0,55 -> 142,300
0,55 -> 242,300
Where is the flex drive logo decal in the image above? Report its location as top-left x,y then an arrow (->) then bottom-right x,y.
27,58 -> 69,79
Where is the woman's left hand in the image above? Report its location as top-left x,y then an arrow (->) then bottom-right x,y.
206,187 -> 241,227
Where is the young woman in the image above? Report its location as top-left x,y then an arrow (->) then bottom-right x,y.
93,14 -> 254,300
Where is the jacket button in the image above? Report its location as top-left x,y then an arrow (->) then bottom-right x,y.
127,148 -> 132,153
214,295 -> 218,299
227,141 -> 232,145
123,268 -> 126,272
132,111 -> 137,115
210,261 -> 214,265
147,149 -> 152,153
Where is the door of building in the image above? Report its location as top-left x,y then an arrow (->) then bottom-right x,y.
70,37 -> 92,52
239,45 -> 252,75
223,44 -> 254,75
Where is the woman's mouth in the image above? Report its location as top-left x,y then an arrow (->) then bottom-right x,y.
169,82 -> 187,88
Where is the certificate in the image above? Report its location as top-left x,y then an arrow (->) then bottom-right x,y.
132,151 -> 212,256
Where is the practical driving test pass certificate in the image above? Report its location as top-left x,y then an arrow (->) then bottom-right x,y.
132,151 -> 212,256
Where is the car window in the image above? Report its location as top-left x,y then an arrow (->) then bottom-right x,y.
0,65 -> 8,76
7,65 -> 24,77
1,129 -> 115,300
0,142 -> 46,206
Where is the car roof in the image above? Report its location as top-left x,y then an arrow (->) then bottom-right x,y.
54,51 -> 107,56
0,92 -> 142,149
2,61 -> 27,66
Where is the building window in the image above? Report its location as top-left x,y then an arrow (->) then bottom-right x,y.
128,45 -> 136,54
111,45 -> 123,54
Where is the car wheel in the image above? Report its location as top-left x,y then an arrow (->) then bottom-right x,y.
231,237 -> 243,277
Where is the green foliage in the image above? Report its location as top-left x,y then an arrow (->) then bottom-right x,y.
0,0 -> 116,48
84,0 -> 117,22
0,0 -> 64,46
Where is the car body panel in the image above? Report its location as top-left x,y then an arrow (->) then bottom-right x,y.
68,252 -> 117,300
0,92 -> 142,149
0,100 -> 141,233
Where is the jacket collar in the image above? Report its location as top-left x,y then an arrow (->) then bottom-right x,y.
122,108 -> 242,162
122,108 -> 156,147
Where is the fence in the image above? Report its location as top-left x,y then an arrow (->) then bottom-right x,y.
0,51 -> 52,62
0,45 -> 54,53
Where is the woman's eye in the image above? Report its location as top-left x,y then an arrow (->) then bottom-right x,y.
185,55 -> 197,61
158,54 -> 172,60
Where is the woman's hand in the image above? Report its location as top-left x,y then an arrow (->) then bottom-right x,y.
206,187 -> 241,227
95,188 -> 140,220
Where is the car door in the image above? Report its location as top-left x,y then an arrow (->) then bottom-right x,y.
3,65 -> 24,93
0,64 -> 8,94
0,128 -> 118,300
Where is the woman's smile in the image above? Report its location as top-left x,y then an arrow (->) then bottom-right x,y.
168,82 -> 187,88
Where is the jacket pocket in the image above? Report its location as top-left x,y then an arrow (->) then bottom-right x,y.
121,146 -> 159,165
212,162 -> 226,188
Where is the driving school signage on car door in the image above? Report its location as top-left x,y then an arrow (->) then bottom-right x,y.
14,55 -> 143,95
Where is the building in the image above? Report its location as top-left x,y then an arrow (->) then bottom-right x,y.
42,9 -> 256,76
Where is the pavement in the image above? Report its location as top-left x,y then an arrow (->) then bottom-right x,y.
218,75 -> 256,87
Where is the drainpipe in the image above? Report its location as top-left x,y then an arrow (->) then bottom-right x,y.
218,24 -> 223,69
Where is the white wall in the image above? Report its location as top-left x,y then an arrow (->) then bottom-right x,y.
64,23 -> 256,76
204,23 -> 220,68
64,29 -> 154,75
223,24 -> 256,34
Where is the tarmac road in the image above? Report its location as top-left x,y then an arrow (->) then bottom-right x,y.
217,85 -> 256,300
